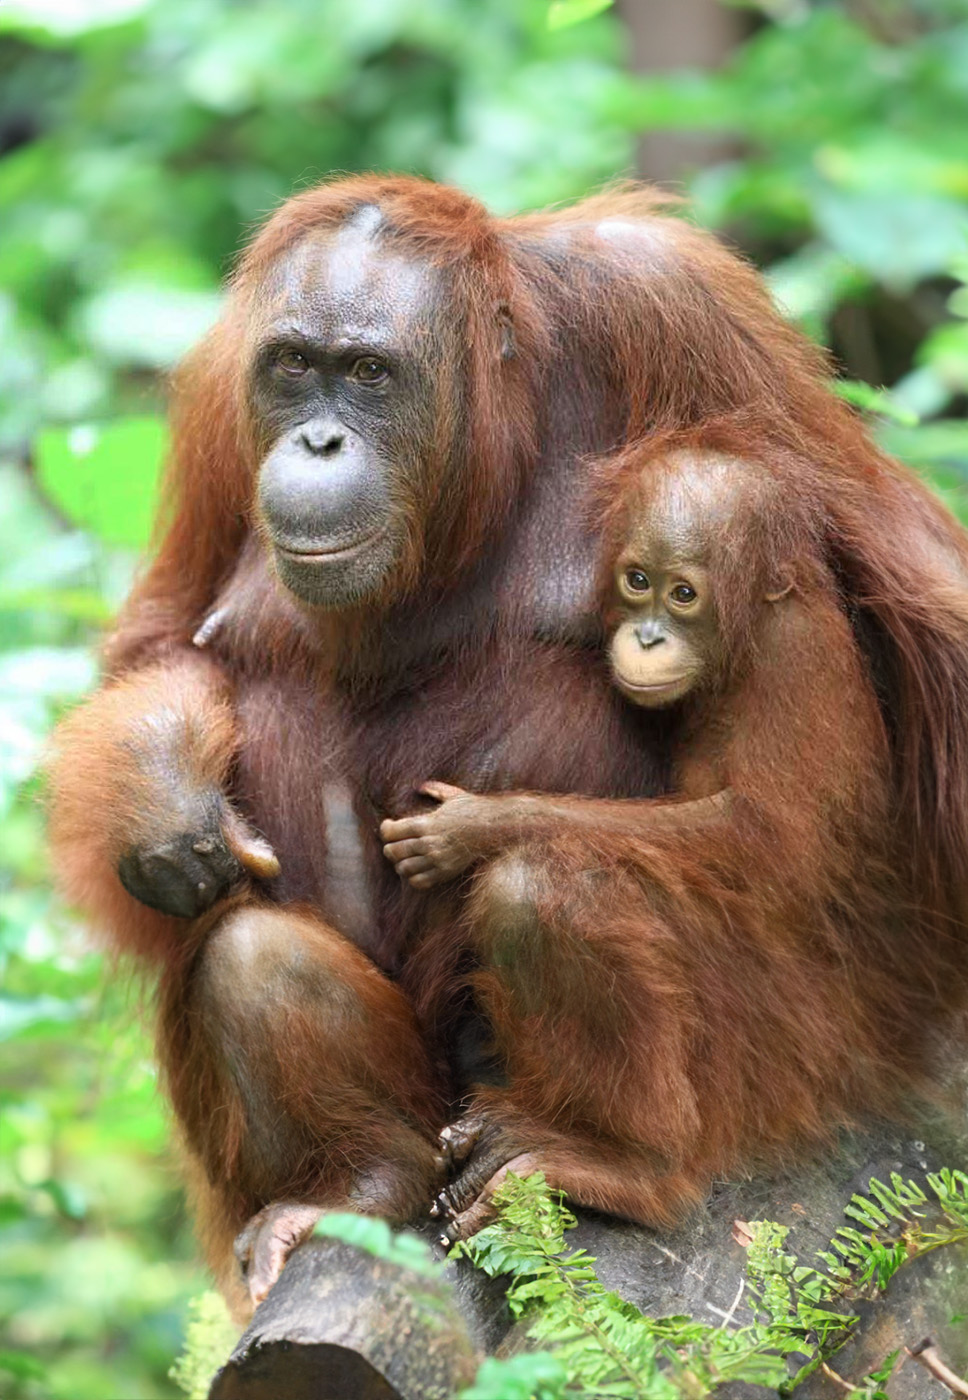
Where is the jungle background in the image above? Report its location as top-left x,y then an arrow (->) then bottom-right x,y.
1,0 -> 967,1395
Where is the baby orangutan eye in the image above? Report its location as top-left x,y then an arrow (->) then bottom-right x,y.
624,568 -> 650,593
669,583 -> 697,605
274,349 -> 310,376
350,357 -> 390,384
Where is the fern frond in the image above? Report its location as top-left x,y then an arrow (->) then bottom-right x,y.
456,1167 -> 968,1400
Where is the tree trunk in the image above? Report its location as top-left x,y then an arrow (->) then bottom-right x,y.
619,0 -> 746,185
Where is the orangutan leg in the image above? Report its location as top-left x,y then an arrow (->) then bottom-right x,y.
160,902 -> 445,1308
433,850 -> 704,1239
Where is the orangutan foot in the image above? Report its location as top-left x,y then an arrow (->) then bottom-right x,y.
436,1151 -> 540,1245
234,1202 -> 323,1307
433,1108 -> 489,1178
430,1108 -> 541,1244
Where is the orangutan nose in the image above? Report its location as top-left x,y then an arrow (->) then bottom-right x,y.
300,426 -> 345,458
635,621 -> 665,649
258,419 -> 387,552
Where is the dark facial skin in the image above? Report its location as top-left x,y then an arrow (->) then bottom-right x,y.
249,207 -> 448,608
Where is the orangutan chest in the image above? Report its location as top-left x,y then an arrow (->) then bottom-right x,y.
231,646 -> 667,959
355,645 -> 668,814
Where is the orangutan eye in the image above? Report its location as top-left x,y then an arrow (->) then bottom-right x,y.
350,356 -> 390,384
274,349 -> 310,376
670,583 -> 697,605
623,568 -> 650,593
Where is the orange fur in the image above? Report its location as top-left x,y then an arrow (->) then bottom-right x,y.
158,903 -> 444,1291
446,449 -> 949,1226
45,176 -> 968,1294
47,655 -> 238,963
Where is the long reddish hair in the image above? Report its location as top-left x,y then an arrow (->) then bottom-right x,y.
105,175 -> 968,899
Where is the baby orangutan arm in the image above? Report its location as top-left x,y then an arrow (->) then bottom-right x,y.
381,781 -> 731,889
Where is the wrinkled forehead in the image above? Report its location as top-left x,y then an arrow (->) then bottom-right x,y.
622,452 -> 755,561
248,205 -> 445,345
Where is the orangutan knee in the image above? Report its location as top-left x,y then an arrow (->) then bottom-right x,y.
474,851 -> 542,933
195,904 -> 352,1029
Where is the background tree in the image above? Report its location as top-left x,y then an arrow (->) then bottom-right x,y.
0,1 -> 965,1395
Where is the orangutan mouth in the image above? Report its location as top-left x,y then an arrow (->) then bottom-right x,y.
275,528 -> 387,563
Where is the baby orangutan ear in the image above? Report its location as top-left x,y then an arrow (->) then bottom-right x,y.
764,570 -> 795,603
497,302 -> 515,361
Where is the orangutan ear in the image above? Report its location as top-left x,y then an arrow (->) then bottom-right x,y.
497,302 -> 515,361
764,570 -> 795,603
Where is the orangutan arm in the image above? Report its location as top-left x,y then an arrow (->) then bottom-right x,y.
47,651 -> 278,962
380,782 -> 731,889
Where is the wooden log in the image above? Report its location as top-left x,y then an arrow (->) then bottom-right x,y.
208,1236 -> 480,1400
208,1121 -> 968,1399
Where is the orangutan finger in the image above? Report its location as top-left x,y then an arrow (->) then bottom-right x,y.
395,856 -> 434,878
419,781 -> 468,803
380,816 -> 428,842
382,838 -> 427,863
409,870 -> 445,889
222,806 -> 281,880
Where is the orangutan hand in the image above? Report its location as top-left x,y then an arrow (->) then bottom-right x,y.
380,781 -> 515,889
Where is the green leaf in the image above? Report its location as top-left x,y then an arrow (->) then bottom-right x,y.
833,379 -> 919,426
812,189 -> 968,291
0,586 -> 114,625
0,993 -> 87,1041
77,282 -> 223,370
878,419 -> 968,472
460,1352 -> 567,1400
34,417 -> 166,549
0,0 -> 150,37
0,1349 -> 47,1381
313,1212 -> 443,1279
548,0 -> 613,31
919,320 -> 968,394
170,1292 -> 238,1400
767,243 -> 869,340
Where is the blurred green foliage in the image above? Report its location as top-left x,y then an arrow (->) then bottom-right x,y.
0,1 -> 966,1396
611,0 -> 968,478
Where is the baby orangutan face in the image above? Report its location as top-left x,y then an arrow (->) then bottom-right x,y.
608,484 -> 722,710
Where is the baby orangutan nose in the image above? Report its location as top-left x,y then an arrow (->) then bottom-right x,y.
635,621 -> 665,648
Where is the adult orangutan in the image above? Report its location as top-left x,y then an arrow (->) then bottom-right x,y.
47,176 -> 968,1315
384,429 -> 963,1244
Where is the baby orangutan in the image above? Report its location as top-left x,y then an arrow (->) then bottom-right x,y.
383,445 -> 921,1244
381,448 -> 795,891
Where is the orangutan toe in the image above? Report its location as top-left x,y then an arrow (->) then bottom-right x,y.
436,1108 -> 488,1169
443,1124 -> 527,1214
234,1202 -> 323,1306
439,1153 -> 540,1245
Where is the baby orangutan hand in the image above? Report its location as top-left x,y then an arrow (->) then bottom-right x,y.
381,781 -> 509,889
